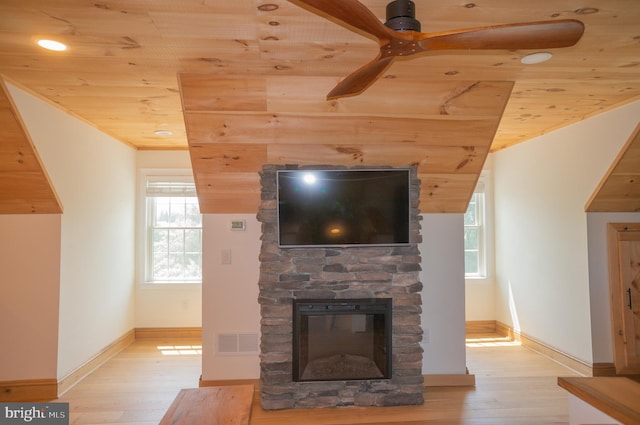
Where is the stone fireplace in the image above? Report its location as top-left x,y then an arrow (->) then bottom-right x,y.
257,165 -> 424,409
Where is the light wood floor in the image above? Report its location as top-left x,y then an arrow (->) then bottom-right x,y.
58,335 -> 581,425
57,340 -> 203,424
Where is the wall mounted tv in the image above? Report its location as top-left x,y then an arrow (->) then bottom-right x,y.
277,168 -> 410,248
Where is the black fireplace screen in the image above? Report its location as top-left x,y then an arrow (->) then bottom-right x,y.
292,298 -> 392,382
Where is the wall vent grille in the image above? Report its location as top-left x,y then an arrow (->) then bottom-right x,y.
217,333 -> 259,354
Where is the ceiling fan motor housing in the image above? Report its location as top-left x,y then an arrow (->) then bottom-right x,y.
385,0 -> 421,32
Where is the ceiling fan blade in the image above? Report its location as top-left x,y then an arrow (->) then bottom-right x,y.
327,55 -> 396,100
289,0 -> 394,41
292,0 -> 585,100
419,19 -> 584,51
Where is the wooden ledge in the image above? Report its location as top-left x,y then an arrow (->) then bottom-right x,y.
558,377 -> 640,425
159,385 -> 254,425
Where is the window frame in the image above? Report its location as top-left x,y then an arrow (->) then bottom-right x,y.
464,172 -> 493,280
137,169 -> 203,285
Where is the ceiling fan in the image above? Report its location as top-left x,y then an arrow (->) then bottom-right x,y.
289,0 -> 585,100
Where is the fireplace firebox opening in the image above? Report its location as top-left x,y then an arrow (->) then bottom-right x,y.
292,298 -> 392,382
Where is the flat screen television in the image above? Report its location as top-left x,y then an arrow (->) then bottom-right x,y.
277,168 -> 410,247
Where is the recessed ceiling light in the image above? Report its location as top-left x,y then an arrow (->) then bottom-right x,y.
153,130 -> 173,136
36,39 -> 68,51
521,52 -> 553,65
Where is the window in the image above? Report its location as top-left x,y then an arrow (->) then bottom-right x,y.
144,176 -> 202,283
464,181 -> 485,278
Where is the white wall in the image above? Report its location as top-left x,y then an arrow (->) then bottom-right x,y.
465,282 -> 495,320
492,101 -> 640,364
420,214 -> 467,375
0,215 -> 61,381
201,214 -> 261,380
8,84 -> 137,379
134,151 -> 202,327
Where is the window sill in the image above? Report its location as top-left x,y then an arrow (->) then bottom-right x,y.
465,276 -> 494,284
137,282 -> 202,290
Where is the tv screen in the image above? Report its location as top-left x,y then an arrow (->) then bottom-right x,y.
277,169 -> 410,247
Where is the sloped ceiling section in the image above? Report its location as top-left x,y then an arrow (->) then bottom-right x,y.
179,74 -> 514,213
586,121 -> 640,212
0,80 -> 62,214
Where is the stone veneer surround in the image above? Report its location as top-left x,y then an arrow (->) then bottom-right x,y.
257,165 -> 424,409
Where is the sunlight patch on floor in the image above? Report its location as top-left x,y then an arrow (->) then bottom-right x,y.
157,345 -> 203,355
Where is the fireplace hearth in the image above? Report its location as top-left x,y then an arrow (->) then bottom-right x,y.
257,165 -> 424,410
293,298 -> 392,382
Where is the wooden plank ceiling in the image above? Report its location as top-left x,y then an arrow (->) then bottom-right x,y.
587,122 -> 640,213
180,75 -> 512,213
0,79 -> 62,213
0,0 -> 639,213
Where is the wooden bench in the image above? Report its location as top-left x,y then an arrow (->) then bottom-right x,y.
558,377 -> 640,425
159,385 -> 254,425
